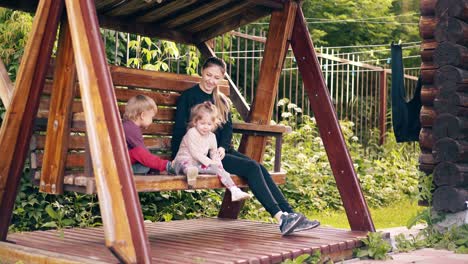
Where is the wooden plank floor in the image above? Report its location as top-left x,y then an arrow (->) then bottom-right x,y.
2,218 -> 367,263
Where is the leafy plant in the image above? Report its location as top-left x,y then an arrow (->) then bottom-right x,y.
281,251 -> 322,264
354,232 -> 392,260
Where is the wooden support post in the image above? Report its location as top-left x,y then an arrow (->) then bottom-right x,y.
290,6 -> 375,232
214,1 -> 297,219
40,18 -> 76,194
379,70 -> 387,145
238,0 -> 297,161
196,42 -> 250,121
0,0 -> 63,241
0,58 -> 13,109
64,0 -> 151,263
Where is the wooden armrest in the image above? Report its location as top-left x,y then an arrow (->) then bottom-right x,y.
232,122 -> 291,134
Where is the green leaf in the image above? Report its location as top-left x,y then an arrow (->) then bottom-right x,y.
42,221 -> 57,228
45,205 -> 58,219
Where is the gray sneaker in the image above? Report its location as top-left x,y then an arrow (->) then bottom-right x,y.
279,213 -> 305,236
294,219 -> 320,232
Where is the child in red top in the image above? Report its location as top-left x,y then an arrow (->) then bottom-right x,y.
123,94 -> 172,174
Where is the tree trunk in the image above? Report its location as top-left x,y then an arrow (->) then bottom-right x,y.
433,186 -> 468,213
433,137 -> 468,162
421,0 -> 437,16
434,161 -> 468,186
421,85 -> 440,105
434,41 -> 468,69
434,65 -> 468,93
433,113 -> 468,139
435,0 -> 468,21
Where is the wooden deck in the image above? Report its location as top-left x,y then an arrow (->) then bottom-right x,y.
1,218 -> 367,263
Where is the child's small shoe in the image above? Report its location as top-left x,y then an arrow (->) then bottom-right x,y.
185,166 -> 198,188
230,187 -> 252,202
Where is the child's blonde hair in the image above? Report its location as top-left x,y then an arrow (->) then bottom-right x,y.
188,101 -> 221,130
123,94 -> 158,121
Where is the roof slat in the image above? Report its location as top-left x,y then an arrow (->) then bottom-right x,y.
136,0 -> 198,23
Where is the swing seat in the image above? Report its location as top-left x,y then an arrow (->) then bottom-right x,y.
32,65 -> 289,194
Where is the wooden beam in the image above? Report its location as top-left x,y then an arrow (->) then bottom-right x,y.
0,58 -> 13,109
98,15 -> 195,44
136,0 -> 198,23
194,6 -> 271,43
39,18 -> 76,195
183,0 -> 257,33
0,0 -> 63,241
238,0 -> 297,161
290,6 -> 375,232
64,0 -> 151,263
161,0 -> 233,29
196,42 -> 250,121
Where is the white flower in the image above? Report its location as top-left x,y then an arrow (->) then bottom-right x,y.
351,136 -> 359,142
281,112 -> 293,118
287,103 -> 297,109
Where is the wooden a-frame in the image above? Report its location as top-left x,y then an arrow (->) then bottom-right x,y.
0,0 -> 374,262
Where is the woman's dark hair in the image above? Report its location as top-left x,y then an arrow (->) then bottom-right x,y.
202,56 -> 226,74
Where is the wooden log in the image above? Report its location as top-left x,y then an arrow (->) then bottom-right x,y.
434,41 -> 468,69
433,186 -> 468,213
419,152 -> 436,173
420,128 -> 435,151
420,106 -> 437,127
65,0 -> 151,262
291,6 -> 375,232
420,16 -> 439,39
421,85 -> 440,105
433,137 -> 468,162
0,58 -> 13,109
434,161 -> 468,186
0,0 -> 63,241
435,0 -> 468,21
435,17 -> 468,46
40,19 -> 76,195
421,62 -> 438,84
420,39 -> 438,64
420,0 -> 437,16
434,65 -> 468,93
433,113 -> 468,139
434,91 -> 468,114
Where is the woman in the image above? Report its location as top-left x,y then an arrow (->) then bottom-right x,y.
171,57 -> 319,235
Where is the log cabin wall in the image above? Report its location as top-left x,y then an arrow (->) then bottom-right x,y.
419,0 -> 468,213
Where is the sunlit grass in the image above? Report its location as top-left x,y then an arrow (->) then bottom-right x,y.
306,199 -> 424,229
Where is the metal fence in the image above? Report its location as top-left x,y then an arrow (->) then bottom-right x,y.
104,27 -> 420,144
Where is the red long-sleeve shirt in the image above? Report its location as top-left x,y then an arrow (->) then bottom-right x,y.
123,120 -> 168,172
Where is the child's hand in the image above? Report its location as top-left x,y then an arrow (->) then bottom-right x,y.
216,147 -> 226,160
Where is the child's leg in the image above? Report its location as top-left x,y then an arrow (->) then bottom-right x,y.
132,163 -> 151,175
198,164 -> 236,188
199,164 -> 251,201
174,160 -> 198,188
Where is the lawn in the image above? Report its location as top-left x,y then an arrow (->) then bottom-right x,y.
306,199 -> 423,229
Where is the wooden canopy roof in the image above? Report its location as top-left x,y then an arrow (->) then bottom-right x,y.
0,0 -> 284,44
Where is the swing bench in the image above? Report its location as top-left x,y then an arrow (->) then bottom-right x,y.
0,0 -> 375,262
32,64 -> 289,194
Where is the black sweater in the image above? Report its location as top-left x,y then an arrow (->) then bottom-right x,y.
171,84 -> 233,159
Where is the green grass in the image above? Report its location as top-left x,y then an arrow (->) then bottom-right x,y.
305,199 -> 424,229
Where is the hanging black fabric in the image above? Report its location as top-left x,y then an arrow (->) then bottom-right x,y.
391,43 -> 422,142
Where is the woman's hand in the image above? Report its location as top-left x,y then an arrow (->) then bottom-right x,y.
217,147 -> 226,160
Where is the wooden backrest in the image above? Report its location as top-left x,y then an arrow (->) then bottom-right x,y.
32,66 -> 229,176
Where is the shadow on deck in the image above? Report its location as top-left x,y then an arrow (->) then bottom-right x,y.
1,218 -> 367,263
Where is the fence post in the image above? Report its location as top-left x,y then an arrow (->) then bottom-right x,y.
379,70 -> 387,145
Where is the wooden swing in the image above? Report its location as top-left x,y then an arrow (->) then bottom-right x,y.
0,0 -> 374,263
